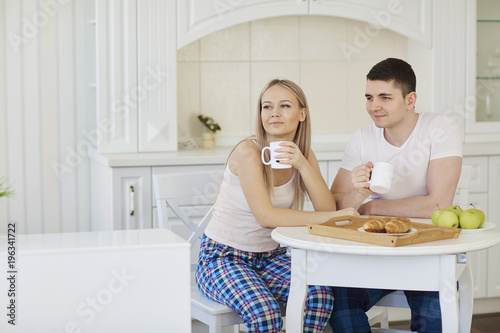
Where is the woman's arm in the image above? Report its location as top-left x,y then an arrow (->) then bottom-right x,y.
230,141 -> 358,228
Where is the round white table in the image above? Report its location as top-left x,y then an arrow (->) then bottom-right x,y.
271,221 -> 500,333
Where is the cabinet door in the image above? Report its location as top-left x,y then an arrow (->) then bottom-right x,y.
465,0 -> 500,141
177,0 -> 307,48
137,0 -> 178,152
96,0 -> 138,153
470,250 -> 488,299
327,160 -> 342,189
467,193 -> 489,298
487,156 -> 500,297
463,156 -> 489,193
303,161 -> 329,212
112,167 -> 152,230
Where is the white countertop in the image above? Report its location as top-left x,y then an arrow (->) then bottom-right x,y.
0,228 -> 188,256
91,142 -> 500,168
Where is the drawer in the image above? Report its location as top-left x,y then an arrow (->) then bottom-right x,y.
463,156 -> 488,193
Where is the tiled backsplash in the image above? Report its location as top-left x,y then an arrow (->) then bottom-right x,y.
177,15 -> 409,146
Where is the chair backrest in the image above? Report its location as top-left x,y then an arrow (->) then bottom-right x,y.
455,165 -> 472,208
153,170 -> 224,271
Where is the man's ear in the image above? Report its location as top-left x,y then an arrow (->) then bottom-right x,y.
406,92 -> 417,110
300,108 -> 307,122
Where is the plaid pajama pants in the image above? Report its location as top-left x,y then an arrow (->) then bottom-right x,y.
329,287 -> 442,333
196,234 -> 334,333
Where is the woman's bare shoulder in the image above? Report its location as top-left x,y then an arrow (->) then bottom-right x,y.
229,140 -> 261,175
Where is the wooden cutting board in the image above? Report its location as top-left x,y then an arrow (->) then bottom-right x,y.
307,216 -> 461,247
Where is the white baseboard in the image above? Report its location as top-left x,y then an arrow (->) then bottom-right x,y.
472,297 -> 500,315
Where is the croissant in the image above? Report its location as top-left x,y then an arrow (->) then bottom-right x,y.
363,219 -> 387,233
385,218 -> 412,234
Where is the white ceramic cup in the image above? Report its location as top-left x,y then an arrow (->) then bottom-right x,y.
369,162 -> 394,194
261,141 -> 292,169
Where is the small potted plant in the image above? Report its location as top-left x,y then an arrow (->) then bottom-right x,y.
0,177 -> 14,199
198,114 -> 221,148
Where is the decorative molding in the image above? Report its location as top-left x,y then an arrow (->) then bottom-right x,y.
310,0 -> 432,47
178,0 -> 307,49
178,0 -> 432,49
137,0 -> 177,152
96,0 -> 138,153
430,0 -> 467,130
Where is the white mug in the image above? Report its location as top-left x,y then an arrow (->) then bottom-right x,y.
261,141 -> 292,169
369,162 -> 394,194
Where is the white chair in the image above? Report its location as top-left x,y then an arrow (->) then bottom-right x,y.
369,165 -> 473,331
153,170 -> 245,333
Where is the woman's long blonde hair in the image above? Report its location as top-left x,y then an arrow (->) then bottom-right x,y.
254,79 -> 312,209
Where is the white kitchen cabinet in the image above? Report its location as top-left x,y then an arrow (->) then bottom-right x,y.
137,0 -> 178,152
95,0 -> 177,153
90,161 -> 152,231
0,229 -> 191,332
96,0 -> 138,153
327,160 -> 342,189
465,0 -> 500,142
468,193 -> 489,299
463,156 -> 489,193
487,156 -> 500,297
453,157 -> 490,299
303,161 -> 330,211
177,0 -> 307,48
112,167 -> 152,230
461,155 -> 500,307
177,0 -> 432,48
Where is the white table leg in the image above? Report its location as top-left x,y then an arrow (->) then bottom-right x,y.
439,255 -> 459,333
287,248 -> 307,333
458,255 -> 473,333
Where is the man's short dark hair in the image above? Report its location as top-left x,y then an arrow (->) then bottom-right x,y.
366,58 -> 416,97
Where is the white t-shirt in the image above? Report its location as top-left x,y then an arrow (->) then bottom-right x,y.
340,113 -> 463,200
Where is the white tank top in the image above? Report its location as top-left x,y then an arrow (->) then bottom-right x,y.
204,162 -> 295,252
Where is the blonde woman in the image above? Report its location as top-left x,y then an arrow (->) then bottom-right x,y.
196,79 -> 358,332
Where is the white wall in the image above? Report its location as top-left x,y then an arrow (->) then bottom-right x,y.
0,0 -> 91,234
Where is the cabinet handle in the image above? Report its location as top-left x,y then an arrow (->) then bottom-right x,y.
130,185 -> 135,216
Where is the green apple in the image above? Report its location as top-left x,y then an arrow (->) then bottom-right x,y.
468,204 -> 486,227
437,210 -> 460,228
431,209 -> 447,226
460,209 -> 482,229
446,205 -> 463,218
476,209 -> 486,227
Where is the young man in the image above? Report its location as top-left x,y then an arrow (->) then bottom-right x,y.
329,58 -> 463,333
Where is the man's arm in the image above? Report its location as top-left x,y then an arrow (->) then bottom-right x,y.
359,156 -> 462,218
330,164 -> 372,210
